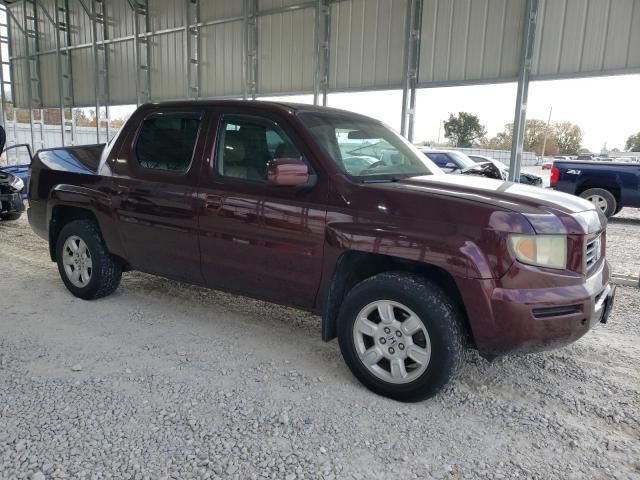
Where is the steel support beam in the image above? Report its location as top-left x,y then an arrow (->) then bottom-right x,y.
243,0 -> 258,100
508,0 -> 539,182
185,0 -> 200,99
129,0 -> 150,106
3,5 -> 19,157
0,6 -> 8,134
23,0 -> 44,152
313,0 -> 330,106
35,0 -> 67,146
401,0 -> 422,141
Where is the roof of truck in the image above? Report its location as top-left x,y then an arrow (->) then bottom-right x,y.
141,99 -> 371,119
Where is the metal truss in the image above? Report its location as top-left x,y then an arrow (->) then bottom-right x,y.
0,3 -> 18,159
185,0 -> 200,99
23,0 -> 45,151
129,0 -> 151,106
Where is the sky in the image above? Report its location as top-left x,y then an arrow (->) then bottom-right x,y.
272,74 -> 640,153
108,73 -> 640,153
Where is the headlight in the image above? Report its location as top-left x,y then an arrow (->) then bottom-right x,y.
508,234 -> 567,269
9,176 -> 24,192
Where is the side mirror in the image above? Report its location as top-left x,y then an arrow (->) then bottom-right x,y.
266,158 -> 310,187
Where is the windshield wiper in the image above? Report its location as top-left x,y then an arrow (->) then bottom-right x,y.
360,176 -> 401,183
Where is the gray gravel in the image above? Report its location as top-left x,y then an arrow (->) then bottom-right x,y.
1,215 -> 639,480
607,208 -> 640,278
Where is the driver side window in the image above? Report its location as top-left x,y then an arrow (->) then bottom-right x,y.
215,115 -> 301,182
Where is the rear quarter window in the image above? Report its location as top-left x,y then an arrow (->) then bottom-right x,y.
135,112 -> 202,173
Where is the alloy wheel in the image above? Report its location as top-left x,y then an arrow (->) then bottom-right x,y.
352,300 -> 431,384
586,194 -> 608,212
62,235 -> 93,288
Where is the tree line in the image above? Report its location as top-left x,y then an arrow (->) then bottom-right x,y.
443,111 -> 640,155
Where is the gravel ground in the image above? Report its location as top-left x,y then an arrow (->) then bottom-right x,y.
607,208 -> 640,278
1,214 -> 639,480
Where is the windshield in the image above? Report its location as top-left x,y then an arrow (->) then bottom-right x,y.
298,111 -> 439,180
446,151 -> 477,168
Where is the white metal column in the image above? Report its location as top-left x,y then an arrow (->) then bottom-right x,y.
400,0 -> 423,141
508,0 -> 539,182
23,0 -> 44,152
243,0 -> 257,100
313,0 -> 329,106
185,0 -> 200,99
130,0 -> 150,106
60,0 -> 76,145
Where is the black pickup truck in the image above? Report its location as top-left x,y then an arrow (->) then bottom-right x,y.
551,159 -> 640,218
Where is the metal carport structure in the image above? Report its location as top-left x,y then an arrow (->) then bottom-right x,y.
1,0 -> 639,179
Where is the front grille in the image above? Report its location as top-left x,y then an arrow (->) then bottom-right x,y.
585,234 -> 602,272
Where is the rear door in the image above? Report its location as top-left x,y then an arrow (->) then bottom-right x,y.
197,110 -> 328,308
109,107 -> 209,283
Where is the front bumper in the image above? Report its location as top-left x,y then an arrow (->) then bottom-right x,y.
457,259 -> 614,355
0,191 -> 25,215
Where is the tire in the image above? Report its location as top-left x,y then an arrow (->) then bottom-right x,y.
0,212 -> 22,221
337,272 -> 465,402
55,219 -> 122,300
613,205 -> 623,216
579,188 -> 617,219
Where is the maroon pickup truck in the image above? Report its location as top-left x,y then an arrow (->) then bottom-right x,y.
28,101 -> 615,401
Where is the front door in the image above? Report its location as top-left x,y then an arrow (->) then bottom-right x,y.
111,108 -> 207,283
197,112 -> 328,308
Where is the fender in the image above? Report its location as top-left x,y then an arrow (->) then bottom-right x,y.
46,184 -> 126,261
315,220 -> 490,342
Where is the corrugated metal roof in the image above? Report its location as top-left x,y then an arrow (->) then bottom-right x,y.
5,0 -> 640,108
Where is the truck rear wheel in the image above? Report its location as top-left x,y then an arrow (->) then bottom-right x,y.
337,272 -> 465,402
580,188 -> 617,218
0,212 -> 22,221
55,219 -> 122,300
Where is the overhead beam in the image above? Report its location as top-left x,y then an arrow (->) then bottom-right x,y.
508,0 -> 539,182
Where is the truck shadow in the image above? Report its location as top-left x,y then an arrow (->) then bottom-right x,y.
608,216 -> 640,226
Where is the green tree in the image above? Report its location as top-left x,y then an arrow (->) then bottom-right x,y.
483,119 -> 559,155
553,121 -> 583,155
443,112 -> 486,148
626,132 -> 640,152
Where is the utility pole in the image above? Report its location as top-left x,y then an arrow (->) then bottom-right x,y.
540,106 -> 552,162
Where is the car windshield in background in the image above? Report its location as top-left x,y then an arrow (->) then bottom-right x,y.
446,151 -> 477,169
298,112 -> 438,181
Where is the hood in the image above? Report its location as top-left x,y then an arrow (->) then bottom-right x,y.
363,174 -> 604,235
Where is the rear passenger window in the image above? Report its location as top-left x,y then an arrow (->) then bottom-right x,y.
135,112 -> 201,173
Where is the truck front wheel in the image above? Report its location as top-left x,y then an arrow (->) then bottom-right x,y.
55,219 -> 122,300
337,272 -> 465,402
580,188 -> 617,218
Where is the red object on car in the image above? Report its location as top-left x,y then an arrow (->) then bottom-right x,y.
542,161 -> 553,170
550,166 -> 560,186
